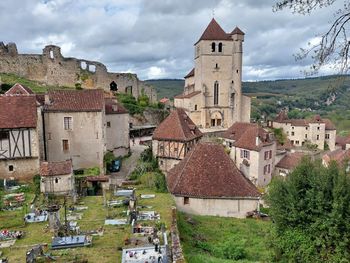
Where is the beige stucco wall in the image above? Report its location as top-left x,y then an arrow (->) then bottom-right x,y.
44,111 -> 105,170
106,113 -> 130,157
325,129 -> 336,151
158,158 -> 180,174
174,195 -> 259,218
40,173 -> 74,194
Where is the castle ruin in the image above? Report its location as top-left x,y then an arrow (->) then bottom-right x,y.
0,42 -> 156,101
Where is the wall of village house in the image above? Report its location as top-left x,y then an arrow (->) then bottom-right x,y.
309,123 -> 326,150
44,111 -> 105,170
184,76 -> 195,90
174,196 -> 259,218
106,113 -> 130,157
158,158 -> 180,174
325,129 -> 336,151
0,158 -> 39,180
40,173 -> 74,194
274,167 -> 290,177
241,95 -> 251,122
152,140 -> 187,160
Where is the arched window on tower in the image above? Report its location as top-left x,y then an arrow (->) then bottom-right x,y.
211,42 -> 216,52
218,42 -> 223,52
214,81 -> 219,105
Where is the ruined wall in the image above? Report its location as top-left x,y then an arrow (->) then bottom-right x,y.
0,42 -> 156,101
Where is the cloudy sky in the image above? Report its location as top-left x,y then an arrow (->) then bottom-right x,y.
0,0 -> 343,80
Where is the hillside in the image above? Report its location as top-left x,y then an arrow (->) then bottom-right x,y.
147,75 -> 350,134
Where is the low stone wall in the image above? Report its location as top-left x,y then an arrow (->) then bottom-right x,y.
171,207 -> 185,263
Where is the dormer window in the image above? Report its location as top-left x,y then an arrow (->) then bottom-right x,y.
211,42 -> 216,52
218,42 -> 223,52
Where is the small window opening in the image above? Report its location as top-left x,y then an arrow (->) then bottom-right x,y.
184,197 -> 189,205
211,42 -> 216,52
107,121 -> 111,128
80,61 -> 87,70
9,165 -> 14,172
49,50 -> 54,59
55,178 -> 58,184
218,42 -> 223,52
110,81 -> 118,91
236,69 -> 239,73
89,64 -> 96,73
194,105 -> 197,111
215,63 -> 219,69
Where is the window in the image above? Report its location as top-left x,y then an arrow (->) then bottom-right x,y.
264,164 -> 271,175
0,131 -> 9,140
292,127 -> 294,130
184,197 -> 190,205
317,126 -> 320,130
264,151 -> 268,160
8,165 -> 13,172
49,50 -> 54,59
325,134 -> 330,139
296,140 -> 299,145
62,139 -> 69,152
291,132 -> 295,136
107,121 -> 111,128
211,119 -> 216,127
160,160 -> 163,165
55,178 -> 59,184
194,105 -> 197,111
306,127 -> 308,130
214,81 -> 219,105
269,150 -> 272,159
211,42 -> 216,52
241,150 -> 250,160
215,63 -> 219,69
64,117 -> 72,130
48,132 -> 52,140
217,119 -> 221,126
317,135 -> 319,140
305,134 -> 308,139
218,42 -> 223,52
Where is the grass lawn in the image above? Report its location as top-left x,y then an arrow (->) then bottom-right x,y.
0,185 -> 174,262
178,212 -> 273,263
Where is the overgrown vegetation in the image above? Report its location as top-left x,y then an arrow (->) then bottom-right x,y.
268,158 -> 350,262
178,212 -> 272,262
273,128 -> 286,145
116,93 -> 164,115
129,147 -> 167,192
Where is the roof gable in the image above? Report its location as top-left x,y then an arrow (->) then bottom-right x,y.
40,160 -> 72,176
105,98 -> 128,114
276,152 -> 304,170
152,108 -> 202,141
184,68 -> 194,79
5,83 -> 34,95
0,95 -> 37,129
197,18 -> 231,43
167,143 -> 260,198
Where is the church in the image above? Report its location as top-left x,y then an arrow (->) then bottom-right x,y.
174,18 -> 251,130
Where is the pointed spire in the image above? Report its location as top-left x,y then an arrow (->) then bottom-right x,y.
197,18 -> 231,43
231,26 -> 245,35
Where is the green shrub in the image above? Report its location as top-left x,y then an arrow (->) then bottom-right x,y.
104,151 -> 116,167
84,167 -> 100,176
33,174 -> 41,195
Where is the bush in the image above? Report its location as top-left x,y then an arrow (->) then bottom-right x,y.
33,174 -> 41,195
104,151 -> 116,167
84,167 -> 100,176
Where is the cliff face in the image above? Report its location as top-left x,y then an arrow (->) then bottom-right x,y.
0,42 -> 156,102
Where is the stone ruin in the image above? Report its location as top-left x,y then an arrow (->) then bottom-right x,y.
0,42 -> 156,101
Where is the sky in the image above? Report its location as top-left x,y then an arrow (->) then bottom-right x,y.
0,0 -> 344,80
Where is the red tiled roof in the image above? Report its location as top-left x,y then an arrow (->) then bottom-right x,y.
276,152 -> 304,170
44,89 -> 104,112
277,138 -> 293,151
86,175 -> 109,182
0,95 -> 37,129
5,83 -> 34,95
323,118 -> 336,130
40,160 -> 72,176
196,18 -> 232,43
152,108 -> 202,141
231,26 -> 245,35
159,97 -> 169,104
105,98 -> 128,114
336,135 -> 350,150
167,143 -> 260,198
274,110 -> 288,122
184,68 -> 194,78
323,149 -> 350,166
222,122 -> 274,151
174,91 -> 201,99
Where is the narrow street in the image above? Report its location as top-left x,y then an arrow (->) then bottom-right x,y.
109,137 -> 151,186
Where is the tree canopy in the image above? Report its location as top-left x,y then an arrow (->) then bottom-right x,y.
274,0 -> 350,75
268,157 -> 350,262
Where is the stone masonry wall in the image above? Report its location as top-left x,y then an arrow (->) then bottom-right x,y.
0,42 -> 156,101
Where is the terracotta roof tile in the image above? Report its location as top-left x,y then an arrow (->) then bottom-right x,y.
323,149 -> 350,166
276,152 -> 304,170
105,98 -> 128,114
336,135 -> 350,149
5,83 -> 34,95
196,18 -> 232,43
167,143 -> 260,198
184,68 -> 194,78
222,122 -> 274,151
152,108 -> 202,141
40,160 -> 72,176
159,97 -> 169,103
44,89 -> 104,112
0,95 -> 37,129
174,91 -> 201,99
231,26 -> 245,35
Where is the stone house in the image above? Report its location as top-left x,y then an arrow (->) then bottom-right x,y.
152,108 -> 202,173
0,95 -> 40,180
105,98 -> 130,157
221,122 -> 276,187
40,160 -> 74,195
335,135 -> 350,150
273,110 -> 336,151
167,143 -> 260,218
275,152 -> 304,177
43,89 -> 106,170
174,18 -> 251,130
322,149 -> 350,170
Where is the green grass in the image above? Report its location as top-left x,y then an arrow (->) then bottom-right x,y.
178,212 -> 272,263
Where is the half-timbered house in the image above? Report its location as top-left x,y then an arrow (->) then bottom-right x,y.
152,108 -> 203,173
0,95 -> 40,179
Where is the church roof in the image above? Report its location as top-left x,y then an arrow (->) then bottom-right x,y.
152,108 -> 202,141
167,143 -> 260,198
184,68 -> 194,78
231,26 -> 245,35
196,18 -> 232,43
174,90 -> 201,99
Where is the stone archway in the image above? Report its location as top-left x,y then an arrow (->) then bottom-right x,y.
210,111 -> 223,127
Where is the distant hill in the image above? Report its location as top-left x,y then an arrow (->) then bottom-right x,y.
146,75 -> 350,134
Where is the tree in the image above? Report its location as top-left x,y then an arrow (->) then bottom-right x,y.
267,157 -> 350,262
274,0 -> 350,74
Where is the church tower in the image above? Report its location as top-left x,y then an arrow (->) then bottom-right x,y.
174,18 -> 251,130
